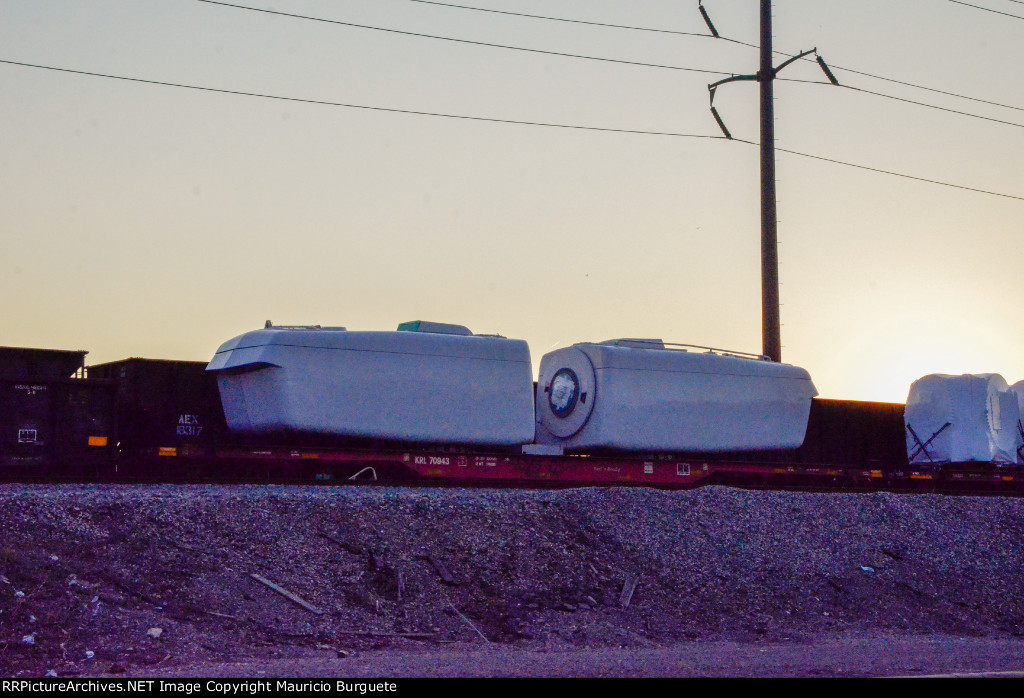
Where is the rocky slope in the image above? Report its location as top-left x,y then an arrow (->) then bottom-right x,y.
1,483 -> 1023,677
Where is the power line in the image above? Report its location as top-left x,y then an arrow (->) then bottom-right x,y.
750,140 -> 1024,202
198,1 -> 1024,129
393,0 -> 1024,113
1,57 -> 1019,202
802,82 -> 1024,130
399,0 -> 711,37
824,63 -> 1024,114
0,58 -> 723,139
689,31 -> 1024,115
947,0 -> 1024,19
845,85 -> 1024,129
775,78 -> 1024,130
195,0 -> 730,76
705,36 -> 1024,115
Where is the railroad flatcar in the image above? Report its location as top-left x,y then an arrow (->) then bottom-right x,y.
1,324 -> 1022,493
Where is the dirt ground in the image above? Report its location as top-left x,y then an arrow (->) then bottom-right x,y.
141,635 -> 1024,678
2,483 -> 1023,677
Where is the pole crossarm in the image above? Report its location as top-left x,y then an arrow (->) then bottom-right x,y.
708,73 -> 757,94
707,48 -> 828,115
772,48 -> 818,76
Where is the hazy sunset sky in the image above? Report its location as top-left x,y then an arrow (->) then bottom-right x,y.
1,0 -> 1022,402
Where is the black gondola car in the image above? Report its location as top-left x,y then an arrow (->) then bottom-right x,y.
798,398 -> 908,468
88,358 -> 228,463
0,347 -> 115,475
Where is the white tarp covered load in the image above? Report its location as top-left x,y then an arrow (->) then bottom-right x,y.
1011,381 -> 1024,419
206,322 -> 536,446
1012,380 -> 1024,463
904,373 -> 1022,464
534,339 -> 818,452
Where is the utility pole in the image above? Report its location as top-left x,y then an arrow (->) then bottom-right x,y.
703,1 -> 838,363
758,0 -> 780,363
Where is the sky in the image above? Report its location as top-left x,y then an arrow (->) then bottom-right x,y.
1,0 -> 1022,403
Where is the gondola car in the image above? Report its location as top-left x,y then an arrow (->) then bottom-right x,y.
0,346 -> 114,477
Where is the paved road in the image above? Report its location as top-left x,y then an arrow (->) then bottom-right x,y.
138,634 -> 1024,678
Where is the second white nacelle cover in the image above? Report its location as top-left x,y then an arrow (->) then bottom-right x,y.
534,340 -> 818,452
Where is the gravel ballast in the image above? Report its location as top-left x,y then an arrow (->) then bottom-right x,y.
1,483 -> 1023,677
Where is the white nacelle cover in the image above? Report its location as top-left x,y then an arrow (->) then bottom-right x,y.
207,326 -> 536,445
904,373 -> 1022,464
534,341 -> 818,452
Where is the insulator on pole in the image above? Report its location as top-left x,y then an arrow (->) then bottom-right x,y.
817,55 -> 840,85
710,106 -> 732,139
698,2 -> 720,37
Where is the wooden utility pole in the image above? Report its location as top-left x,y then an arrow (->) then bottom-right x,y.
705,1 -> 838,363
759,0 -> 781,363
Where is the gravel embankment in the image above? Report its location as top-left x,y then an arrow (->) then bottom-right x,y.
1,484 -> 1023,677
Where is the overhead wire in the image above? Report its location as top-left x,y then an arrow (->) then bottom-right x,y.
779,80 -> 1024,130
817,63 -> 1024,114
844,85 -> 1024,129
737,139 -> 1024,202
194,0 -> 731,76
394,0 -> 1024,113
947,0 -> 1024,19
686,35 -> 1024,116
707,27 -> 1024,127
399,0 -> 712,37
196,1 -> 1024,128
0,58 -> 724,139
1,57 -> 1020,202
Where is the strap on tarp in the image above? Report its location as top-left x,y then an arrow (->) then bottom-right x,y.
906,422 -> 952,463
